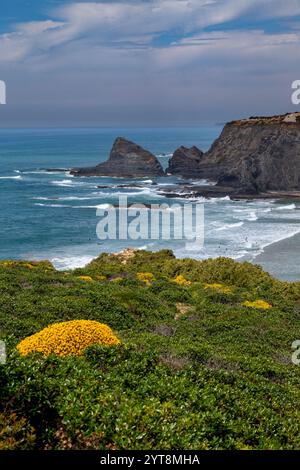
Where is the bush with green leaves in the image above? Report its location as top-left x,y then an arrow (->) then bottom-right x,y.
0,252 -> 300,449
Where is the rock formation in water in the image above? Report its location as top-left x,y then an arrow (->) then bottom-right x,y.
71,137 -> 164,177
166,146 -> 204,177
70,112 -> 300,193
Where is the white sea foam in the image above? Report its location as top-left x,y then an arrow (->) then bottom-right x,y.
51,255 -> 95,270
74,204 -> 112,209
233,210 -> 258,221
51,179 -> 75,187
274,204 -> 296,211
21,170 -> 48,175
189,179 -> 217,186
0,175 -> 22,180
214,221 -> 244,231
34,203 -> 66,208
208,196 -> 231,202
156,153 -> 173,158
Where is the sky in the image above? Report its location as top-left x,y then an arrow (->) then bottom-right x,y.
0,0 -> 299,126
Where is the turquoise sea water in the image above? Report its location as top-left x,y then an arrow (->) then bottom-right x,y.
0,126 -> 300,279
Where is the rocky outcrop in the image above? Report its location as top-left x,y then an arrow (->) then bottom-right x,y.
197,112 -> 300,193
71,112 -> 300,193
166,146 -> 204,177
71,137 -> 164,177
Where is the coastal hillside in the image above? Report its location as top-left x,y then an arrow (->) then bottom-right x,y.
1,250 -> 300,450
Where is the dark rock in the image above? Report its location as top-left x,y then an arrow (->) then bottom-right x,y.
45,168 -> 68,172
166,146 -> 204,176
71,137 -> 164,178
198,112 -> 300,193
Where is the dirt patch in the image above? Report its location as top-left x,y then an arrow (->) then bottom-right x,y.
153,324 -> 175,337
159,354 -> 189,370
109,272 -> 132,281
175,303 -> 193,320
20,280 -> 33,290
273,353 -> 291,366
205,357 -> 240,373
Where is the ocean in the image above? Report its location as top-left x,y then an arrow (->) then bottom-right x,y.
0,126 -> 300,280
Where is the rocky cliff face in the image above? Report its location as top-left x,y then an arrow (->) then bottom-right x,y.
166,146 -> 204,177
194,112 -> 300,193
71,137 -> 164,177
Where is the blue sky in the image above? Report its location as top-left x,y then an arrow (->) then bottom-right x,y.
0,0 -> 299,126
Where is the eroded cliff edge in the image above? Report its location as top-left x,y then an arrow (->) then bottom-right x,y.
195,112 -> 300,193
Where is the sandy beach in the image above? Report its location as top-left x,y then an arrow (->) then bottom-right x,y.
254,231 -> 300,281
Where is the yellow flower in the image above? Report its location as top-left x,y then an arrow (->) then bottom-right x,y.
1,261 -> 31,268
136,272 -> 155,286
204,283 -> 232,294
17,320 -> 120,357
173,275 -> 192,286
242,300 -> 272,310
78,275 -> 94,282
95,275 -> 106,282
1,261 -> 10,267
24,263 -> 34,269
111,277 -> 124,282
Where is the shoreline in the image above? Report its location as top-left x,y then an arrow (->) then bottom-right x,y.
248,231 -> 300,281
157,184 -> 300,201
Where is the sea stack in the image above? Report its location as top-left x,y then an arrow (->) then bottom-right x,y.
166,146 -> 204,177
71,137 -> 164,177
197,112 -> 300,193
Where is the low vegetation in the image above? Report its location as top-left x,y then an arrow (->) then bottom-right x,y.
0,250 -> 300,450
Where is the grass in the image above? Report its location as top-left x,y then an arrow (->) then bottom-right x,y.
0,250 -> 300,450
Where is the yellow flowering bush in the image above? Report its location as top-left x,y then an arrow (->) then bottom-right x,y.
111,277 -> 124,283
1,261 -> 34,269
24,263 -> 34,269
136,272 -> 155,285
78,275 -> 94,282
173,275 -> 192,286
95,275 -> 106,282
242,300 -> 272,310
204,283 -> 232,294
17,320 -> 120,357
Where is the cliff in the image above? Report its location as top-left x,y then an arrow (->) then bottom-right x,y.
71,137 -> 164,177
198,112 -> 300,193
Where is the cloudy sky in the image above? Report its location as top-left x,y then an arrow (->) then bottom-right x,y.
0,0 -> 299,126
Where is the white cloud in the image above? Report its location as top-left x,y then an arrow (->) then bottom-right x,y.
155,29 -> 300,70
0,0 -> 299,64
1,0 -> 300,124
